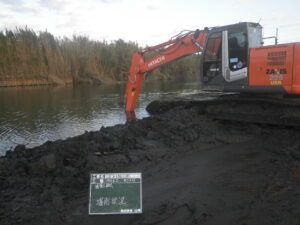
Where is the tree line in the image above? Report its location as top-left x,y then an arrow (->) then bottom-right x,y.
0,27 -> 201,86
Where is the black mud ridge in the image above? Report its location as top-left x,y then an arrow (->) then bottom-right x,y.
1,98 -> 300,225
147,94 -> 300,127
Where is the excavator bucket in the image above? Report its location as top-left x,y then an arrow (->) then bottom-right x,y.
125,110 -> 137,122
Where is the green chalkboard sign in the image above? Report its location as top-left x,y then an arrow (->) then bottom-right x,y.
89,173 -> 142,215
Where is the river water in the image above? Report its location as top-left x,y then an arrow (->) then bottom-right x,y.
0,79 -> 202,155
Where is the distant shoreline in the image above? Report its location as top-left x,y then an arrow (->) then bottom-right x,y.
0,74 -> 184,88
0,75 -> 122,88
0,76 -> 73,88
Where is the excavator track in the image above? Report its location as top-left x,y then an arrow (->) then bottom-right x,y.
146,93 -> 300,127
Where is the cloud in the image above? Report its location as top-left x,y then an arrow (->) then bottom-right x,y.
10,5 -> 38,14
145,2 -> 160,11
38,0 -> 69,12
0,0 -> 38,14
0,20 -> 24,30
237,0 -> 250,4
0,0 -> 24,5
0,13 -> 11,18
38,0 -> 120,12
95,0 -> 121,3
55,13 -> 81,29
271,13 -> 289,23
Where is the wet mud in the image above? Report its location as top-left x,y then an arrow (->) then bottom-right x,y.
1,98 -> 300,225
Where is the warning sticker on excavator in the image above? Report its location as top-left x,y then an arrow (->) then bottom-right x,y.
131,88 -> 136,97
270,80 -> 282,85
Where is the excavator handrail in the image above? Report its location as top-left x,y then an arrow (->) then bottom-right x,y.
142,31 -> 193,53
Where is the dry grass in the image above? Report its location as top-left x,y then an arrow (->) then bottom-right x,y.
0,27 -> 200,85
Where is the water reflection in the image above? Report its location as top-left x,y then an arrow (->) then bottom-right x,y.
0,80 -> 202,155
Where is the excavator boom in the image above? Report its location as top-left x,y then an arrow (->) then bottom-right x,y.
125,29 -> 208,112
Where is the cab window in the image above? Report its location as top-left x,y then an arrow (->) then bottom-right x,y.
203,32 -> 222,81
228,31 -> 247,71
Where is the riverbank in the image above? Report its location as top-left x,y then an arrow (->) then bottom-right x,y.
0,74 -> 111,87
0,76 -> 73,87
1,99 -> 300,225
0,73 -> 182,88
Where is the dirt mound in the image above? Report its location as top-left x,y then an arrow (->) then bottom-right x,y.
1,100 -> 300,225
147,95 -> 300,127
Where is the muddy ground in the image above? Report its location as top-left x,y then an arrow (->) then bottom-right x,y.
1,97 -> 300,225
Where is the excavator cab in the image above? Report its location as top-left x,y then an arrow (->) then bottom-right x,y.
202,22 -> 263,91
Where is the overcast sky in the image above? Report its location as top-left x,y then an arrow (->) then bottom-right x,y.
1,0 -> 300,46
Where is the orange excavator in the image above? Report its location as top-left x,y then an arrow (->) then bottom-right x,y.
125,22 -> 300,114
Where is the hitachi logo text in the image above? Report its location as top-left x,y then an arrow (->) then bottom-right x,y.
148,56 -> 166,67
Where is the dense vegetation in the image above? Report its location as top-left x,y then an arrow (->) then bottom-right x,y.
0,27 -> 201,86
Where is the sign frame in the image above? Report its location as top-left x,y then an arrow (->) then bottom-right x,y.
89,172 -> 143,215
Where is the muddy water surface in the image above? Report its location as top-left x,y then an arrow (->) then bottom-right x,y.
0,80 -> 202,155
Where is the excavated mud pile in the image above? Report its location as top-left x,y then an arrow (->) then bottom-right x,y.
1,99 -> 300,225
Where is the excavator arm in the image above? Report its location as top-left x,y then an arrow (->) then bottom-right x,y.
125,29 -> 208,112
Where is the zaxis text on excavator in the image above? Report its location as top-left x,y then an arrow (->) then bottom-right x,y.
125,22 -> 300,114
